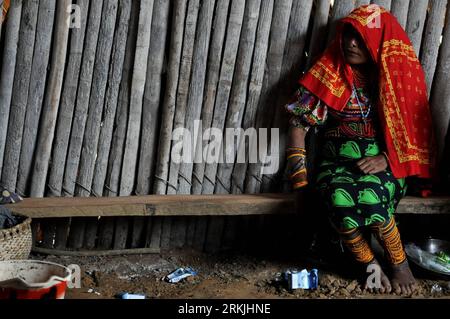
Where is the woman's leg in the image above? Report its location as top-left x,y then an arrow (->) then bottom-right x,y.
370,217 -> 417,295
338,227 -> 392,293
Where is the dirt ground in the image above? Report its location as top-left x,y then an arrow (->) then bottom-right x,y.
32,249 -> 450,300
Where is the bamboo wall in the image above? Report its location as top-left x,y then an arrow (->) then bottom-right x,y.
0,0 -> 449,252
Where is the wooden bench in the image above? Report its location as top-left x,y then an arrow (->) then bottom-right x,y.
5,194 -> 450,218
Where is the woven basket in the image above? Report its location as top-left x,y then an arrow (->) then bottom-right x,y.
0,214 -> 32,261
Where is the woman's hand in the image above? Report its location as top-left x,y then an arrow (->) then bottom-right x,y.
356,155 -> 388,174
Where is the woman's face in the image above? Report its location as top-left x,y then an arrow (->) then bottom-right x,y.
342,25 -> 371,65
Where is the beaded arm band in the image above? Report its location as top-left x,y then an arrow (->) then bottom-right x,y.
286,147 -> 308,190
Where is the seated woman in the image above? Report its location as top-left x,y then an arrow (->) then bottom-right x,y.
285,5 -> 435,295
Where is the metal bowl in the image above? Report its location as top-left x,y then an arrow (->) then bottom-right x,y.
405,238 -> 450,279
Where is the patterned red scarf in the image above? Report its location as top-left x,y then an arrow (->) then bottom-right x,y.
299,5 -> 435,179
1,0 -> 10,24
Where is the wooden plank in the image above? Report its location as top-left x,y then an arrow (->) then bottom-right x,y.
430,4 -> 450,176
405,0 -> 428,55
6,195 -> 450,218
0,0 -> 22,174
1,0 -> 39,191
32,247 -> 160,256
16,0 -> 55,196
420,0 -> 447,95
390,0 -> 410,29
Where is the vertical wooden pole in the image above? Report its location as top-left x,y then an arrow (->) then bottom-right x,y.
231,0 -> 274,195
166,0 -> 200,196
17,0 -> 56,196
0,0 -> 22,176
390,0 -> 410,29
63,0 -> 103,198
214,0 -> 261,195
2,0 -> 39,191
245,0 -> 293,194
371,0 -> 391,10
48,0 -> 90,198
201,0 -> 246,195
430,3 -> 450,179
119,0 -> 154,197
177,0 -> 215,195
101,0 -> 138,250
420,0 -> 447,95
77,0 -> 119,249
30,0 -> 72,197
191,0 -> 231,195
307,0 -> 331,67
136,0 -> 170,196
64,0 -> 104,249
153,0 -> 188,196
115,0 -> 154,250
405,0 -> 428,55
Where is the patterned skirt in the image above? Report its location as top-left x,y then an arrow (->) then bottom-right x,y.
314,136 -> 407,230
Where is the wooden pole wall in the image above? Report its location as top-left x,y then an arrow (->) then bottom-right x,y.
1,0 -> 449,252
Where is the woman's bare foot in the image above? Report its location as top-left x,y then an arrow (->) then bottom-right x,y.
390,260 -> 417,295
363,259 -> 392,293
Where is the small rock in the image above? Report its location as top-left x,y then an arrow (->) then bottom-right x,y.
346,280 -> 359,292
339,288 -> 351,297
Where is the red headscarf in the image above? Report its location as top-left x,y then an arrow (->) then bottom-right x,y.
1,0 -> 10,24
299,5 -> 435,179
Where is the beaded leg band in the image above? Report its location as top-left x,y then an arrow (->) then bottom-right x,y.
370,218 -> 406,265
339,227 -> 375,264
286,147 -> 307,189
